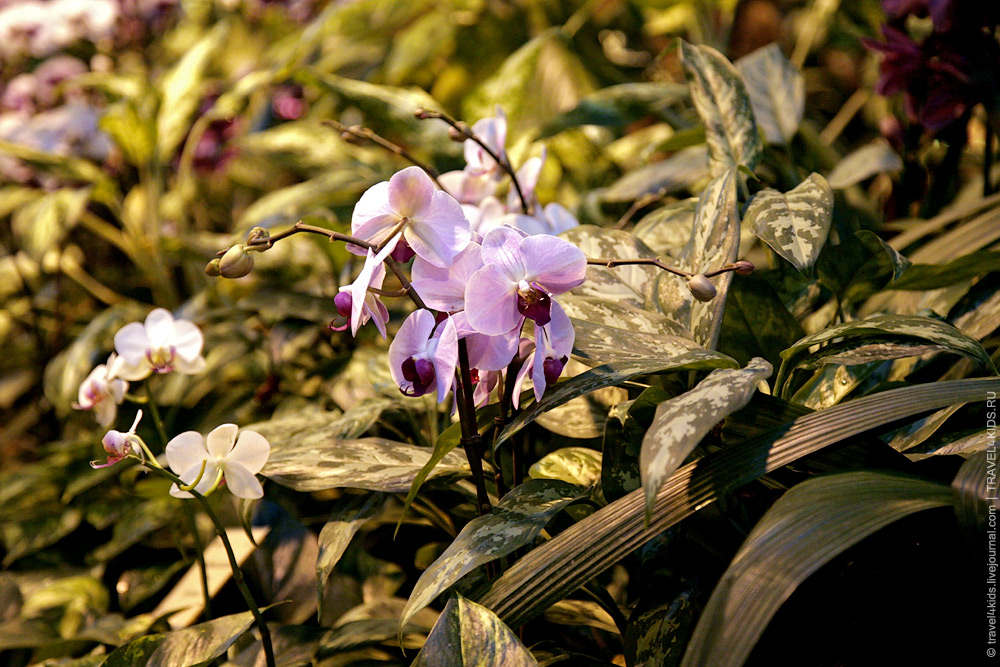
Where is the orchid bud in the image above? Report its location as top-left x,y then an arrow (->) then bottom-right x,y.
219,244 -> 254,278
733,260 -> 754,275
448,127 -> 465,142
205,258 -> 222,277
687,274 -> 717,302
246,226 -> 269,246
102,429 -> 133,458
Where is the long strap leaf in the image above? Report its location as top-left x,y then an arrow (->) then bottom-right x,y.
477,377 -> 999,626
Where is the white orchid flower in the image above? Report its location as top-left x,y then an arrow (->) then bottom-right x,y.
113,308 -> 207,381
165,424 -> 270,499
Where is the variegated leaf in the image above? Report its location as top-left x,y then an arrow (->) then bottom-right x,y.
261,438 -> 468,492
790,361 -> 890,410
247,398 -> 400,444
534,384 -> 628,439
529,447 -> 603,487
145,610 -> 255,667
560,297 -> 690,337
666,168 -> 740,349
679,41 -> 762,175
633,197 -> 697,258
412,594 -> 538,667
681,472 -> 952,667
735,43 -> 804,145
401,480 -> 584,631
776,314 -> 997,396
600,146 -> 710,202
496,350 -> 739,448
317,493 -> 386,624
744,173 -> 833,272
640,358 -> 772,517
796,340 -> 949,367
571,319 -> 699,366
826,139 -> 903,190
11,188 -> 91,261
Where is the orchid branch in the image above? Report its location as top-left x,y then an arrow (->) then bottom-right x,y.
323,120 -> 448,192
415,108 -> 531,215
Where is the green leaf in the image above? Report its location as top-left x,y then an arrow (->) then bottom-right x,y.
560,225 -> 689,336
247,398 -> 400,444
716,273 -> 805,371
100,633 -> 167,666
262,437 -> 469,492
235,170 -> 369,232
11,188 -> 91,261
625,588 -> 696,667
0,139 -> 119,206
668,168 -> 741,349
887,250 -> 1000,290
539,83 -> 688,138
401,479 -> 584,631
2,508 -> 83,567
100,101 -> 156,166
734,43 -> 804,145
156,20 -> 230,159
681,472 -> 952,667
826,139 -> 903,190
600,146 -> 709,203
496,350 -> 738,449
744,173 -> 833,273
952,452 -> 995,548
641,358 -> 772,516
476,377 -> 998,628
89,496 -> 178,562
463,29 -> 595,140
569,320 -> 698,365
817,229 -> 911,303
775,313 -> 997,396
529,447 -> 602,487
145,610 -> 255,667
412,594 -> 538,667
633,197 -> 697,258
602,387 -> 670,503
679,41 -> 762,176
317,493 -> 385,625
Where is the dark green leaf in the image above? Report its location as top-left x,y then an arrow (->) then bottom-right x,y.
602,387 -> 669,503
888,251 -> 1000,290
816,229 -> 911,303
402,479 -> 585,629
776,313 -> 996,396
496,350 -> 738,449
317,493 -> 385,624
476,377 -> 999,627
412,594 -> 538,667
539,83 -> 688,137
145,610 -> 255,667
641,358 -> 772,516
717,273 -> 805,371
681,472 -> 952,667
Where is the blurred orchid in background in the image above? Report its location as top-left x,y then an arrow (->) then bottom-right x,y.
113,308 -> 207,380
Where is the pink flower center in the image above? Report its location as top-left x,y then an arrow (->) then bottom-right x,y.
146,346 -> 176,373
516,280 -> 552,326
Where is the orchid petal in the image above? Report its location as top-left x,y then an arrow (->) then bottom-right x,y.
173,355 -> 207,375
231,430 -> 270,474
480,225 -> 528,274
388,166 -> 435,218
410,242 -> 483,312
165,431 -> 208,476
403,191 -> 471,268
113,322 -> 150,366
170,319 -> 204,361
222,463 -> 264,499
432,316 -> 459,402
143,308 -> 175,349
205,423 -> 238,458
522,235 -> 587,294
464,264 -> 522,335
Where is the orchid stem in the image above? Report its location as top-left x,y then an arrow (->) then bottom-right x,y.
145,465 -> 276,667
415,108 -> 531,215
324,120 -> 448,192
143,384 -> 170,451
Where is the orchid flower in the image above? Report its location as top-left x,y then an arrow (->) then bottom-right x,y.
74,353 -> 128,427
166,424 -> 271,499
350,166 -> 471,268
410,241 -> 483,312
91,410 -> 143,468
329,245 -> 392,338
464,226 -> 587,335
388,310 -> 459,402
512,301 -> 574,408
464,107 -> 507,177
113,308 -> 207,381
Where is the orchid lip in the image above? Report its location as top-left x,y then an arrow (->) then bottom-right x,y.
516,282 -> 552,326
401,356 -> 436,397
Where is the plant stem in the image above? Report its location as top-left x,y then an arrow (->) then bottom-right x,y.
143,383 -> 170,451
455,338 -> 492,519
324,120 -> 449,192
146,467 -> 276,667
415,108 -> 531,215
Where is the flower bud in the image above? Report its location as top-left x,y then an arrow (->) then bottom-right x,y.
733,260 -> 754,275
687,274 -> 717,302
448,127 -> 466,142
246,226 -> 269,246
102,429 -> 133,458
205,258 -> 222,277
219,244 -> 254,278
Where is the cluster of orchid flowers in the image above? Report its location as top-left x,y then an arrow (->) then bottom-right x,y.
324,109 -> 588,408
76,308 -> 270,500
